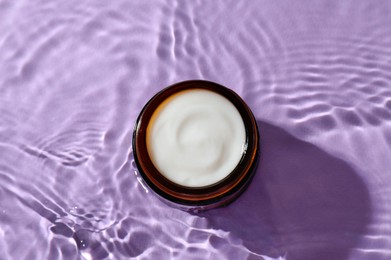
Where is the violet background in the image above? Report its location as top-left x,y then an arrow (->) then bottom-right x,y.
0,0 -> 390,259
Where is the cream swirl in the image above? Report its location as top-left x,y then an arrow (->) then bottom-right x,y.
146,89 -> 246,187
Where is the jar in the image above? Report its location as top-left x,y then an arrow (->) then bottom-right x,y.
132,80 -> 259,211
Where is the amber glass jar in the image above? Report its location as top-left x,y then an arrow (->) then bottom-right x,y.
132,80 -> 259,211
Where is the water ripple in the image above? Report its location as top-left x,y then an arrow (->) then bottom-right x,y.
262,35 -> 391,136
1,0 -> 391,259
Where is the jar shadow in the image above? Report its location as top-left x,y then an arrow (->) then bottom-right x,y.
198,120 -> 372,259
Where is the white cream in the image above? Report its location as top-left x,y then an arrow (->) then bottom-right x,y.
146,89 -> 246,187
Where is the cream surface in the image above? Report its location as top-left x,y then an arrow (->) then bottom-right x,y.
146,89 -> 246,187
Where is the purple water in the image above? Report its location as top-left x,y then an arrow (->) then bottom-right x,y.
1,0 -> 390,259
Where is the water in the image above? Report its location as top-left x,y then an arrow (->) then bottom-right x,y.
0,0 -> 390,259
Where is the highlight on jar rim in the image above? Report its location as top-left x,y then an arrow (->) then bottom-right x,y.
132,80 -> 259,211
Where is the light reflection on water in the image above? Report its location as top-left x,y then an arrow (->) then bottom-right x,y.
0,0 -> 391,259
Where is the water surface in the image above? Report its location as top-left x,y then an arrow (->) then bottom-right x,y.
1,0 -> 391,259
